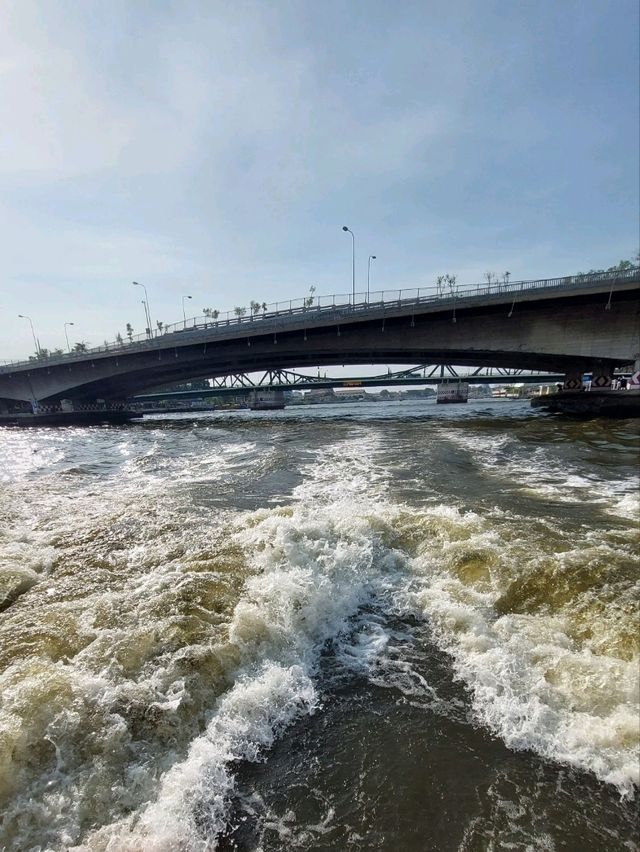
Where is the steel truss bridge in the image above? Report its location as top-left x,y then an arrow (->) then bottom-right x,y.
132,365 -> 566,403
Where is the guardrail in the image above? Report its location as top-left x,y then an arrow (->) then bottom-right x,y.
2,267 -> 638,373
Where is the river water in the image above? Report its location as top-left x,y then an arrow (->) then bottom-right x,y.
0,399 -> 638,851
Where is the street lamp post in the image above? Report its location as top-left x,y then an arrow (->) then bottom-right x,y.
140,300 -> 149,333
342,226 -> 355,305
367,255 -> 376,301
18,314 -> 40,355
64,322 -> 74,353
133,282 -> 152,337
182,295 -> 193,327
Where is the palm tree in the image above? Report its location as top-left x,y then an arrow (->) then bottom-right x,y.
156,320 -> 164,333
73,341 -> 89,352
116,332 -> 123,345
126,323 -> 134,342
233,306 -> 246,319
250,300 -> 261,315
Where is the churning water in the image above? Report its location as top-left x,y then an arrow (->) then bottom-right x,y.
0,400 -> 638,851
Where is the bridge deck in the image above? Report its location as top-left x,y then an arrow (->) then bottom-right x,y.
2,268 -> 638,374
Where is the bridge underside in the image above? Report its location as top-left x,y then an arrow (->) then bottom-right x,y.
43,348 -> 576,403
0,286 -> 638,406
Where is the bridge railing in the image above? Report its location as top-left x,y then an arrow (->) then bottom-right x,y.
2,266 -> 638,372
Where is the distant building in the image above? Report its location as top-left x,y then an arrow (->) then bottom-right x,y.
334,389 -> 368,401
306,388 -> 336,403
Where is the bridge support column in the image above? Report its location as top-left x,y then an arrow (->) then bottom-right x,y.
562,368 -> 584,391
590,363 -> 614,391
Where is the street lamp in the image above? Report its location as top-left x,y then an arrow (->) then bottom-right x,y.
182,295 -> 192,327
367,255 -> 376,301
18,314 -> 40,355
342,226 -> 355,304
140,300 -> 149,333
64,322 -> 74,353
133,282 -> 152,337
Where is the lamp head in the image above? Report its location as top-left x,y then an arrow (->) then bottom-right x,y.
342,226 -> 349,232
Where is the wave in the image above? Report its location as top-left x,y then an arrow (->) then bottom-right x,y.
391,504 -> 640,797
69,432 -> 407,850
1,423 -> 637,851
440,427 -> 640,520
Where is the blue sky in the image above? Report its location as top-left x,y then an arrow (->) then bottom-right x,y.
1,0 -> 638,360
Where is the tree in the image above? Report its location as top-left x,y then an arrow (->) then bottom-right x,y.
261,302 -> 268,314
126,323 -> 134,342
52,348 -> 64,356
73,341 -> 89,352
156,320 -> 164,333
577,257 -> 637,277
250,300 -> 261,315
116,332 -> 123,345
233,306 -> 247,318
304,285 -> 316,308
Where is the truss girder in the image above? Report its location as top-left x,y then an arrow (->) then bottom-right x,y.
202,364 -> 562,390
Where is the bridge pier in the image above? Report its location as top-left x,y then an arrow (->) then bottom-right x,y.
533,361 -> 639,416
590,362 -> 614,391
563,363 -> 615,392
562,368 -> 585,391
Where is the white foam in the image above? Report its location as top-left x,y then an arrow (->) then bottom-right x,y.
91,663 -> 317,851
398,505 -> 640,797
75,431 -> 407,850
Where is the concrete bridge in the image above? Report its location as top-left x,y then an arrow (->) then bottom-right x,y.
1,268 -> 638,412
